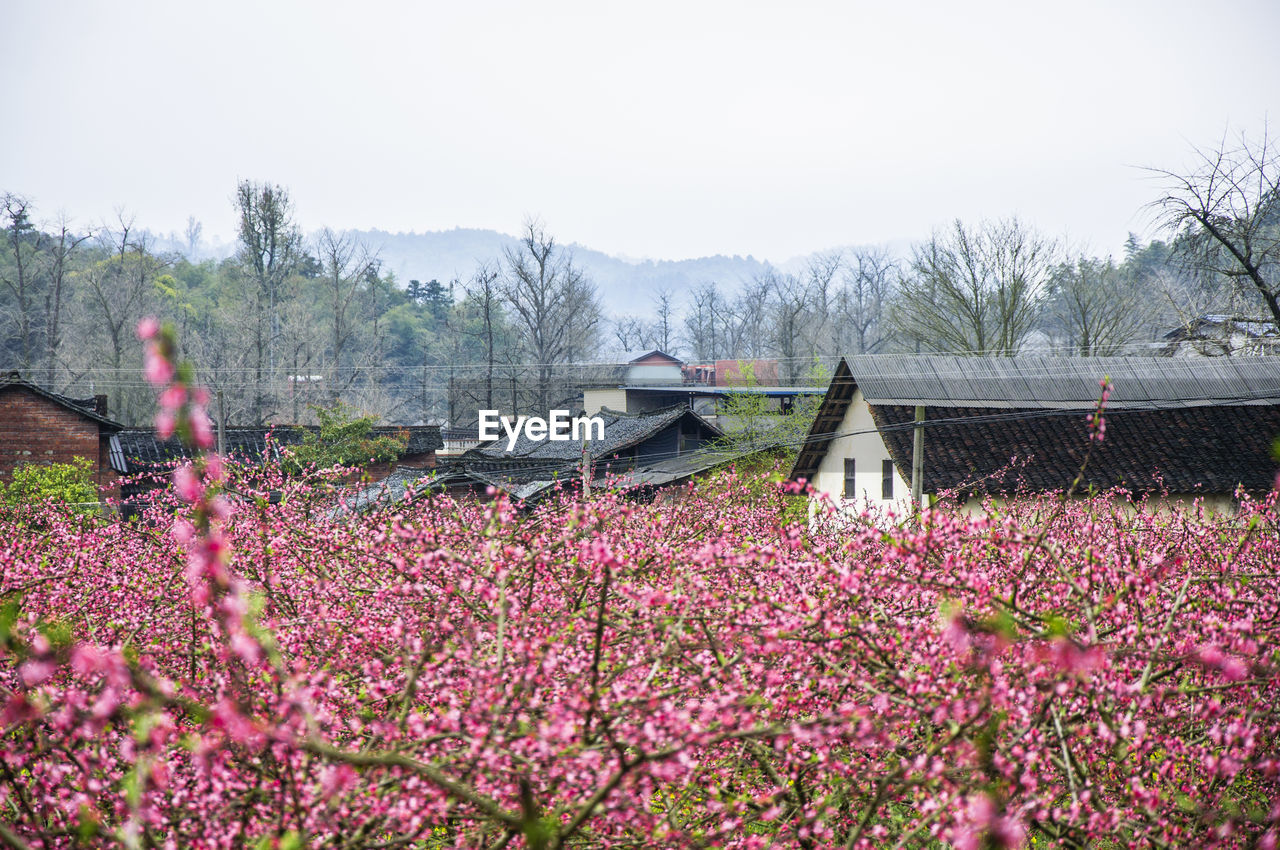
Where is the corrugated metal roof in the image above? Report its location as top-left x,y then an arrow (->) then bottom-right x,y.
845,355 -> 1280,409
623,386 -> 825,397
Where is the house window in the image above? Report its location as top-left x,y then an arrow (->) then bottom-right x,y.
882,460 -> 894,500
843,459 -> 856,499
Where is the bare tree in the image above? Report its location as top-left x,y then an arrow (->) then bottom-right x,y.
838,248 -> 895,354
800,252 -> 841,359
39,214 -> 91,385
1044,256 -> 1148,356
184,216 -> 203,260
728,276 -> 772,359
500,219 -> 602,412
1,193 -> 40,371
683,282 -> 725,361
77,214 -> 166,421
611,315 -> 656,353
893,218 -> 1055,355
235,181 -> 302,422
463,262 -> 503,411
653,288 -> 677,354
315,228 -> 379,403
765,270 -> 810,383
1149,126 -> 1280,325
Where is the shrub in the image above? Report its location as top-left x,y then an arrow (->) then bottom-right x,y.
282,401 -> 408,476
1,456 -> 98,511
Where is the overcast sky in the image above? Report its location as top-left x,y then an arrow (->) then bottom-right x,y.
2,0 -> 1278,263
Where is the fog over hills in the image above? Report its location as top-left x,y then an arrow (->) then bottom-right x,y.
147,225 -> 907,317
346,227 -> 778,314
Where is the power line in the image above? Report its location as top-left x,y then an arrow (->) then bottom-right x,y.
397,385 -> 1280,482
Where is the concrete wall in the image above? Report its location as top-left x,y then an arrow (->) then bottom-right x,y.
626,364 -> 683,384
582,388 -> 629,414
955,492 -> 1239,518
809,388 -> 914,515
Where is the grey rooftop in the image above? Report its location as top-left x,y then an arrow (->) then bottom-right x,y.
844,355 -> 1280,409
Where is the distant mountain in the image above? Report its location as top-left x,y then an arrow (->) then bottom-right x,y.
342,228 -> 775,315
158,224 -> 910,316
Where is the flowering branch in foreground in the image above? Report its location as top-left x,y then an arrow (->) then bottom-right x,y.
0,324 -> 1276,848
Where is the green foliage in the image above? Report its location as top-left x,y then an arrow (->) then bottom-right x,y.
283,403 -> 407,475
716,358 -> 827,459
1,457 -> 98,511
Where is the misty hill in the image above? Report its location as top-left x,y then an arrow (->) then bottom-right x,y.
346,228 -> 774,315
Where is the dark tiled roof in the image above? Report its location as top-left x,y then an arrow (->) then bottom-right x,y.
378,426 -> 445,456
331,409 -> 727,518
598,446 -> 755,489
111,425 -> 442,473
466,406 -> 721,465
328,466 -> 436,516
871,403 -> 1280,496
326,465 -> 563,519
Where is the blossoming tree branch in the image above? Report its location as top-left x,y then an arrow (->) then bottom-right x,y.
0,320 -> 1276,848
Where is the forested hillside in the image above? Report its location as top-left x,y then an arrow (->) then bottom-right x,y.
3,132 -> 1278,427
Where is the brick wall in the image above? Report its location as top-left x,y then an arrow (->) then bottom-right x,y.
0,387 -> 109,489
338,453 -> 437,486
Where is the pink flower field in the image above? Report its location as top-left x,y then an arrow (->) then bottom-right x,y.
3,472 -> 1279,848
0,325 -> 1277,848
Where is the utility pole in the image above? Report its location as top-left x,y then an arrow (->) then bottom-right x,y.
911,405 -> 925,511
580,438 -> 592,498
216,390 -> 227,456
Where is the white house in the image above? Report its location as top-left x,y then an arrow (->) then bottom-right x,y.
791,355 -> 1280,515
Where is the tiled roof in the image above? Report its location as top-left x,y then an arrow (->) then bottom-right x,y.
330,409 -> 729,517
466,406 -> 720,465
870,403 -> 1280,496
844,354 -> 1280,409
596,446 -> 755,489
110,425 -> 443,473
790,356 -> 1280,495
328,467 -> 436,516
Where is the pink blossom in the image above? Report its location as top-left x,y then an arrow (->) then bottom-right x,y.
172,465 -> 203,503
18,659 -> 54,687
143,351 -> 175,386
136,316 -> 160,340
158,385 -> 187,411
189,409 -> 215,449
171,518 -> 196,544
155,409 -> 176,440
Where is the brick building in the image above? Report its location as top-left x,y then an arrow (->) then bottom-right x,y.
0,373 -> 123,490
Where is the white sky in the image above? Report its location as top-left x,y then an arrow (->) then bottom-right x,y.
2,0 -> 1278,263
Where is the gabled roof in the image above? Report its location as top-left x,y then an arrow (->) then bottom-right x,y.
328,443 -> 757,518
466,405 -> 722,465
595,446 -> 755,489
1165,315 -> 1279,341
623,385 -> 825,397
790,359 -> 857,483
790,355 -> 1280,495
0,375 -> 123,430
872,403 -> 1280,496
624,349 -> 684,365
843,354 -> 1280,409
